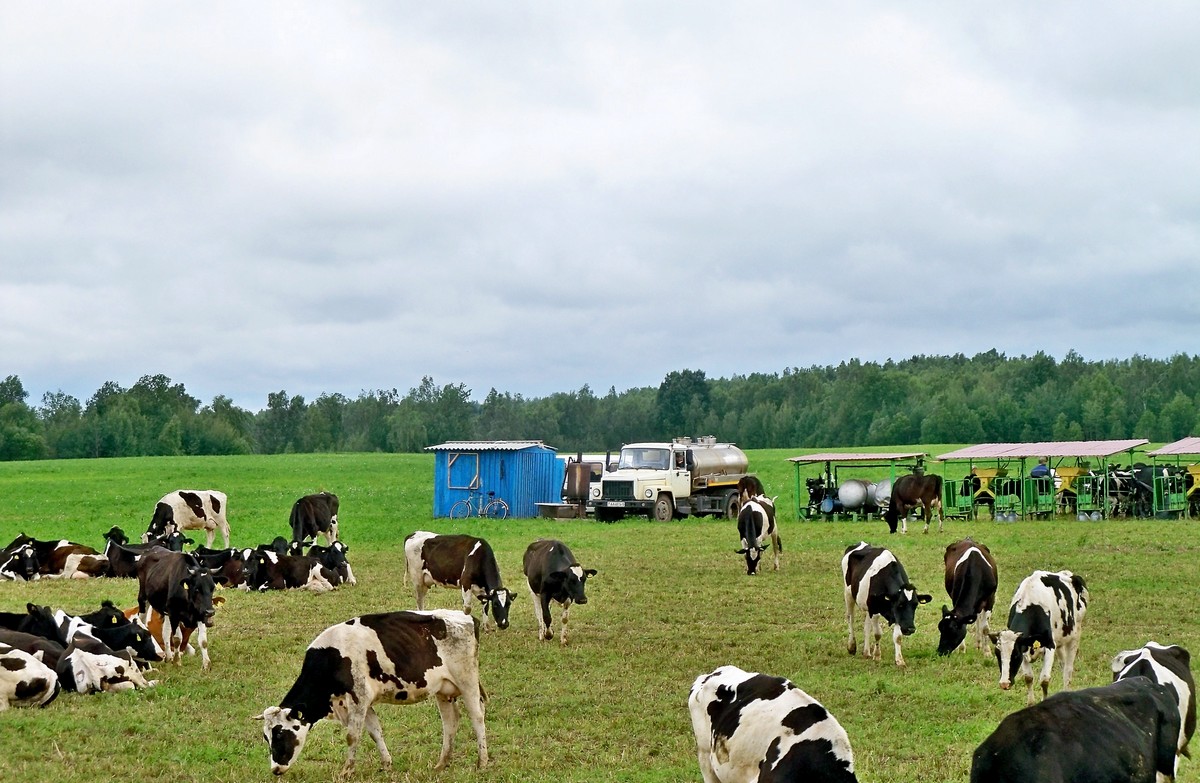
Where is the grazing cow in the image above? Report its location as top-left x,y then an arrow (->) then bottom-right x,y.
255,609 -> 488,777
937,538 -> 999,656
883,473 -> 944,534
841,542 -> 932,667
735,495 -> 781,575
737,475 -> 766,505
289,491 -> 339,546
404,532 -> 515,630
240,549 -> 337,593
689,665 -> 858,783
523,539 -> 597,646
0,543 -> 39,581
991,570 -> 1088,705
136,549 -> 217,670
0,643 -> 60,709
970,677 -> 1180,783
145,489 -> 230,549
1112,642 -> 1196,763
2,534 -> 101,578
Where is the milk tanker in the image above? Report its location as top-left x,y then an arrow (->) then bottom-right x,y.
590,436 -> 756,522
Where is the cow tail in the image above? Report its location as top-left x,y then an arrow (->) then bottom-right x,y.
478,680 -> 489,703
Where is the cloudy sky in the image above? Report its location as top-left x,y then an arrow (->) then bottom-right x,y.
2,3 -> 1197,411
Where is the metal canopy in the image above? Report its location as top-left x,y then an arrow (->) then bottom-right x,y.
936,440 -> 1147,461
787,451 -> 927,464
426,440 -> 556,452
1147,437 -> 1200,457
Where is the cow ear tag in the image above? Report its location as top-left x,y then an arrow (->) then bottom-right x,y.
183,583 -> 189,592
1032,640 -> 1040,650
111,617 -> 117,624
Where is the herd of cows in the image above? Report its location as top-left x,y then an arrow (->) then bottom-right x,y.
1,480 -> 1197,782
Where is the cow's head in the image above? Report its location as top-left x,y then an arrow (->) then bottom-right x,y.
886,584 -> 932,636
144,502 -> 176,543
286,540 -> 308,557
255,705 -> 313,775
181,565 -> 217,627
1,543 -> 40,581
241,550 -> 269,590
484,588 -> 517,629
546,566 -> 596,604
23,603 -> 65,644
990,629 -> 1041,689
104,526 -> 128,546
735,542 -> 769,575
936,605 -> 973,656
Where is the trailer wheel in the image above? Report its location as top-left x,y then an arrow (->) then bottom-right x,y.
653,494 -> 675,522
723,491 -> 741,519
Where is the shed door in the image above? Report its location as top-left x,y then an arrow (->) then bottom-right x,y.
447,452 -> 481,490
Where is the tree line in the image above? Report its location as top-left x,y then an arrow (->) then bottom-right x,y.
1,350 -> 1198,461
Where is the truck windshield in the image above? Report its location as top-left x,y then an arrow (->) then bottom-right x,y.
618,448 -> 670,470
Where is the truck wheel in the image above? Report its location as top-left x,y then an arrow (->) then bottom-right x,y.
724,492 -> 741,519
653,495 -> 675,522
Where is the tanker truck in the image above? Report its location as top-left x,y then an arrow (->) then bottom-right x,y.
589,436 -> 757,522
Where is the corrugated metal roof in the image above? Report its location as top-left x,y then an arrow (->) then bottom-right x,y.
426,440 -> 556,452
1147,436 -> 1200,456
937,440 -> 1148,460
787,451 -> 927,464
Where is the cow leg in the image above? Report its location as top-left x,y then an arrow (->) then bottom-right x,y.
1038,648 -> 1057,701
327,517 -> 339,544
204,528 -> 215,549
363,707 -> 392,770
161,615 -> 180,664
461,679 -> 488,769
559,600 -> 571,647
339,702 -> 369,780
900,504 -> 909,534
414,580 -> 428,611
863,615 -> 876,660
195,623 -> 210,670
892,623 -> 906,667
1056,640 -> 1076,691
434,695 -> 460,770
771,532 -> 781,571
220,523 -> 230,550
935,498 -> 944,531
530,588 -> 550,640
922,502 -> 931,534
460,587 -> 474,616
975,611 -> 991,654
844,588 -> 857,655
1020,654 -> 1037,706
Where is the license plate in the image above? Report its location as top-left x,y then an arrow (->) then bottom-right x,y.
607,501 -> 626,507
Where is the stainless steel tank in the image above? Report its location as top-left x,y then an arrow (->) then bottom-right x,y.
684,442 -> 749,476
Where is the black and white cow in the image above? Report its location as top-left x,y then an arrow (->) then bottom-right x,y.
937,538 -> 999,656
2,534 -> 102,578
55,636 -> 156,693
136,548 -> 217,670
523,539 -> 597,646
103,526 -> 189,578
735,496 -> 781,575
404,532 -> 515,630
255,609 -> 488,778
53,602 -> 161,665
289,491 -> 339,546
145,489 -> 230,549
0,543 -> 39,581
688,665 -> 858,783
991,570 -> 1088,705
0,629 -> 65,670
841,542 -> 932,667
286,540 -> 356,586
970,677 -> 1180,783
1112,642 -> 1195,764
240,549 -> 337,593
0,642 -> 60,709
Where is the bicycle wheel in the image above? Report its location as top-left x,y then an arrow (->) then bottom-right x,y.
449,499 -> 472,519
483,499 -> 509,520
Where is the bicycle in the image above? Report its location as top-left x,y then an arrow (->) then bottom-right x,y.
450,488 -> 510,519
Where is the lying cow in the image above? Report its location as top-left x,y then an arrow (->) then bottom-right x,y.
970,677 -> 1180,783
689,664 -> 858,783
1112,642 -> 1195,764
0,642 -> 60,709
842,542 -> 932,667
289,491 -> 339,546
103,526 -> 190,578
53,601 -> 161,665
240,549 -> 337,593
991,569 -> 1088,705
136,549 -> 217,670
2,534 -> 102,578
255,610 -> 488,777
145,489 -> 230,549
0,543 -> 39,581
56,636 -> 156,693
937,538 -> 998,656
735,495 -> 781,575
287,540 -> 356,586
523,539 -> 597,646
404,531 -> 515,630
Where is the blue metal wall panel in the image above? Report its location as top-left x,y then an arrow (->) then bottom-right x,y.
431,445 -> 564,518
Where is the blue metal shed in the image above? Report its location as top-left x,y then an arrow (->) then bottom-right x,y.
426,440 -> 565,518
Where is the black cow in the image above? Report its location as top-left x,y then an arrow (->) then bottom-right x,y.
192,546 -> 248,587
145,489 -> 230,549
403,532 -> 514,630
1112,642 -> 1195,763
0,629 -> 66,670
102,526 -> 190,578
970,677 -> 1180,783
991,570 -> 1088,705
689,665 -> 858,783
240,549 -> 337,593
0,603 -> 65,644
523,539 -> 597,646
136,549 -> 217,670
884,473 -> 944,534
938,538 -> 999,656
289,491 -> 339,546
841,542 -> 932,667
735,496 -> 781,575
255,610 -> 488,777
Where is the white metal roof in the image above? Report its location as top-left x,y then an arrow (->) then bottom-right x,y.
787,451 -> 927,464
936,440 -> 1147,460
1147,437 -> 1200,456
425,440 -> 556,452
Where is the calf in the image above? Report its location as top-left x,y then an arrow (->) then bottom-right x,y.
192,546 -> 247,587
992,569 -> 1088,705
689,665 -> 858,783
937,538 -> 999,656
735,496 -> 781,575
255,610 -> 487,778
0,643 -> 60,709
145,489 -> 230,549
523,539 -> 596,646
136,549 -> 217,670
970,677 -> 1180,783
289,491 -> 339,546
841,542 -> 932,667
1112,642 -> 1195,764
404,532 -> 515,630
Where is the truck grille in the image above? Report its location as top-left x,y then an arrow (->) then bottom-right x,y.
603,481 -> 634,500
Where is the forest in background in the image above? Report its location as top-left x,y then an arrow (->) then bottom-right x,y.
1,350 -> 1198,461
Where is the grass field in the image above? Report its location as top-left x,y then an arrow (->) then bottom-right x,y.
1,451 -> 1197,783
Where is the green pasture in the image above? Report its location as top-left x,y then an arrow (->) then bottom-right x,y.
0,452 -> 1197,783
